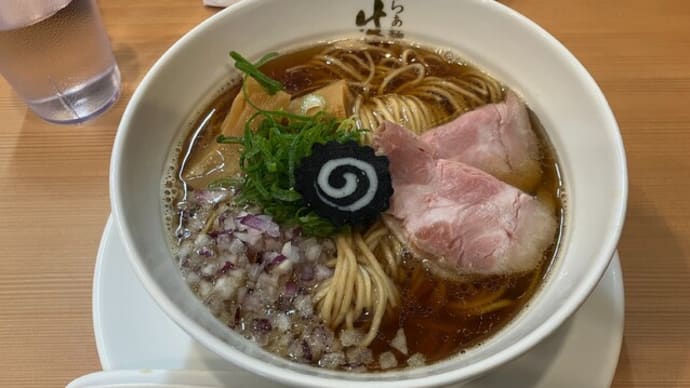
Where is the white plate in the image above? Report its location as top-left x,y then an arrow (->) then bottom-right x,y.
93,216 -> 624,387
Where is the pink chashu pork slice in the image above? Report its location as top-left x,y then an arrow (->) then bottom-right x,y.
374,122 -> 557,276
421,90 -> 542,192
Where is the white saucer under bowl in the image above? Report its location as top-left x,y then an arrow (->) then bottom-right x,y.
93,216 -> 624,387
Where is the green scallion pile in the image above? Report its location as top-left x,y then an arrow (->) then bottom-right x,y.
216,52 -> 364,236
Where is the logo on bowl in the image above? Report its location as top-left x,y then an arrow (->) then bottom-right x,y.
356,0 -> 405,38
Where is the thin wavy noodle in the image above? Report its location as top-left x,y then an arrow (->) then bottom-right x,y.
285,39 -> 504,137
268,39 -> 554,361
313,224 -> 403,346
170,38 -> 562,370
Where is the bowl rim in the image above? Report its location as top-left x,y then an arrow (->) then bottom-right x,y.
109,0 -> 628,386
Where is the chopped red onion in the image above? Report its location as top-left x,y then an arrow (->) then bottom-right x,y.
186,216 -> 205,234
300,265 -> 315,282
197,280 -> 212,298
312,325 -> 337,353
176,204 -> 358,371
256,272 -> 280,300
314,264 -> 334,281
236,286 -> 248,302
304,328 -> 326,360
294,295 -> 314,318
264,237 -> 282,252
275,295 -> 293,312
322,238 -> 336,254
304,239 -> 323,262
216,233 -> 233,251
287,340 -> 303,361
234,219 -> 248,232
193,189 -> 229,204
302,340 -> 313,361
260,251 -> 274,263
274,258 -> 294,275
251,318 -> 273,334
281,241 -> 300,262
217,261 -> 235,275
257,214 -> 273,222
391,328 -> 408,355
234,230 -> 250,243
222,214 -> 236,231
272,313 -> 291,332
346,347 -> 374,366
176,241 -> 194,259
340,328 -> 363,347
194,233 -> 213,249
180,254 -> 203,270
213,275 -> 243,299
379,351 -> 398,370
242,292 -> 262,312
200,263 -> 217,277
283,281 -> 298,297
269,254 -> 287,269
234,230 -> 263,247
228,238 -> 246,255
196,246 -> 215,258
240,214 -> 280,238
248,264 -> 263,281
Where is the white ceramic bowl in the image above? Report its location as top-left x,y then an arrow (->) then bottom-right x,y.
110,0 -> 627,386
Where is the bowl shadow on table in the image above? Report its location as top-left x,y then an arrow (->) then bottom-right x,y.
613,184 -> 690,387
112,43 -> 141,92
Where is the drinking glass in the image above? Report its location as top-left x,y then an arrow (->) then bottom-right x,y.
0,0 -> 121,124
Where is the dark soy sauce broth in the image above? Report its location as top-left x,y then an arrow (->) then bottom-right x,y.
171,40 -> 564,369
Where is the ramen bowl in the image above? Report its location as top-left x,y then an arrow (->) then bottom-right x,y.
109,0 -> 627,386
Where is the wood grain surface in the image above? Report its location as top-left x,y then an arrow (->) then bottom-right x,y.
0,0 -> 688,387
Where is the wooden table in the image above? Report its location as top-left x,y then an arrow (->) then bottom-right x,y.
0,1 -> 688,386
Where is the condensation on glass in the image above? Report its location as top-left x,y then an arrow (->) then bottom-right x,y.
0,0 -> 120,124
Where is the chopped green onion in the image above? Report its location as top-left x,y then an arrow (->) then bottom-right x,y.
229,51 -> 283,95
214,52 -> 370,237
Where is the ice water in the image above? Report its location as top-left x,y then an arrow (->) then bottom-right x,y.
0,0 -> 120,123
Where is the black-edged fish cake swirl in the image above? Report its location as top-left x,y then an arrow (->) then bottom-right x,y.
295,141 -> 394,227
